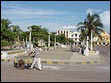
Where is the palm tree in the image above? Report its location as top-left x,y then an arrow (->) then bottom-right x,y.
77,13 -> 104,50
77,21 -> 87,45
11,25 -> 23,44
1,19 -> 14,41
1,19 -> 11,29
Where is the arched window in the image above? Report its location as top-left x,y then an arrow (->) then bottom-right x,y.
61,31 -> 62,34
64,31 -> 65,34
58,31 -> 59,34
75,34 -> 77,37
72,35 -> 73,37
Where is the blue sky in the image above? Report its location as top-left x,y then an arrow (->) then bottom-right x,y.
1,1 -> 110,33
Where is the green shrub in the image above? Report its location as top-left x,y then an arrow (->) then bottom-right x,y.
1,40 -> 12,46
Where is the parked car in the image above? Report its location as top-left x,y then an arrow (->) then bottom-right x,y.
71,45 -> 80,52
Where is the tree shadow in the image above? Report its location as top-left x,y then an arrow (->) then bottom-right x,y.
64,49 -> 73,52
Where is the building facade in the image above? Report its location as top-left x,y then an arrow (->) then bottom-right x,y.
57,29 -> 80,45
100,32 -> 110,45
94,32 -> 110,46
69,31 -> 80,45
57,30 -> 70,39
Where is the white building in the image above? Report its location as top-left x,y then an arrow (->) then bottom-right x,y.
69,31 -> 80,45
57,29 -> 80,45
57,30 -> 70,39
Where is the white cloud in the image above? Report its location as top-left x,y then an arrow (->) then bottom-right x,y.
1,14 -> 54,20
13,21 -> 65,32
38,23 -> 77,32
58,25 -> 77,32
1,1 -> 66,20
100,11 -> 110,26
86,8 -> 102,15
1,8 -> 64,15
40,22 -> 64,32
100,10 -> 110,33
59,25 -> 76,29
1,2 -> 65,16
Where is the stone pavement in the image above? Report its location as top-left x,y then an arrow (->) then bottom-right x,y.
40,48 -> 104,65
1,47 -> 104,65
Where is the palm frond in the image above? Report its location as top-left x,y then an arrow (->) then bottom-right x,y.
77,22 -> 84,26
92,14 -> 100,20
76,26 -> 85,31
95,27 -> 105,33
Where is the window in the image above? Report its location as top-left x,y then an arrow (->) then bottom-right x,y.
106,38 -> 108,40
75,34 -> 77,37
79,42 -> 81,45
72,35 -> 73,37
67,31 -> 68,34
58,31 -> 59,34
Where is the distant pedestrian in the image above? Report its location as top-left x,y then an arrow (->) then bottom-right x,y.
79,47 -> 82,54
81,45 -> 85,54
28,44 -> 42,71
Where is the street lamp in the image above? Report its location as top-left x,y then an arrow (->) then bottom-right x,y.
29,27 -> 32,44
29,27 -> 32,51
48,32 -> 50,48
54,34 -> 57,50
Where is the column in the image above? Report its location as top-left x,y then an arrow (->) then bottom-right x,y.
85,36 -> 89,56
54,34 -> 56,49
48,32 -> 50,48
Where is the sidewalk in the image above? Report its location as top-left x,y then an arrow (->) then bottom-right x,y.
40,48 -> 104,65
1,48 -> 104,65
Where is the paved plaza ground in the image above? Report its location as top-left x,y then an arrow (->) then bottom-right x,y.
1,46 -> 110,82
1,46 -> 104,65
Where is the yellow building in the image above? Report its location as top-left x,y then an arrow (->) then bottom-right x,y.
97,32 -> 110,46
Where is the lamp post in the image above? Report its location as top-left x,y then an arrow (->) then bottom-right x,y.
26,37 -> 27,43
54,34 -> 57,50
23,39 -> 25,49
25,37 -> 27,53
48,32 -> 50,48
29,27 -> 32,44
29,27 -> 32,50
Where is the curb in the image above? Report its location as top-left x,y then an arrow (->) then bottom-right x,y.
41,60 -> 101,65
1,58 -> 102,65
1,59 -> 13,62
1,51 -> 25,55
8,51 -> 25,54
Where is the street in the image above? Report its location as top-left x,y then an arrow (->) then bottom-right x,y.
1,61 -> 110,82
1,46 -> 110,82
94,46 -> 110,64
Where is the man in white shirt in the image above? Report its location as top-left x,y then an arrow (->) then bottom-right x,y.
28,44 -> 42,71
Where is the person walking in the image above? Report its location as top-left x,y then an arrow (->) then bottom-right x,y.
28,44 -> 42,71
